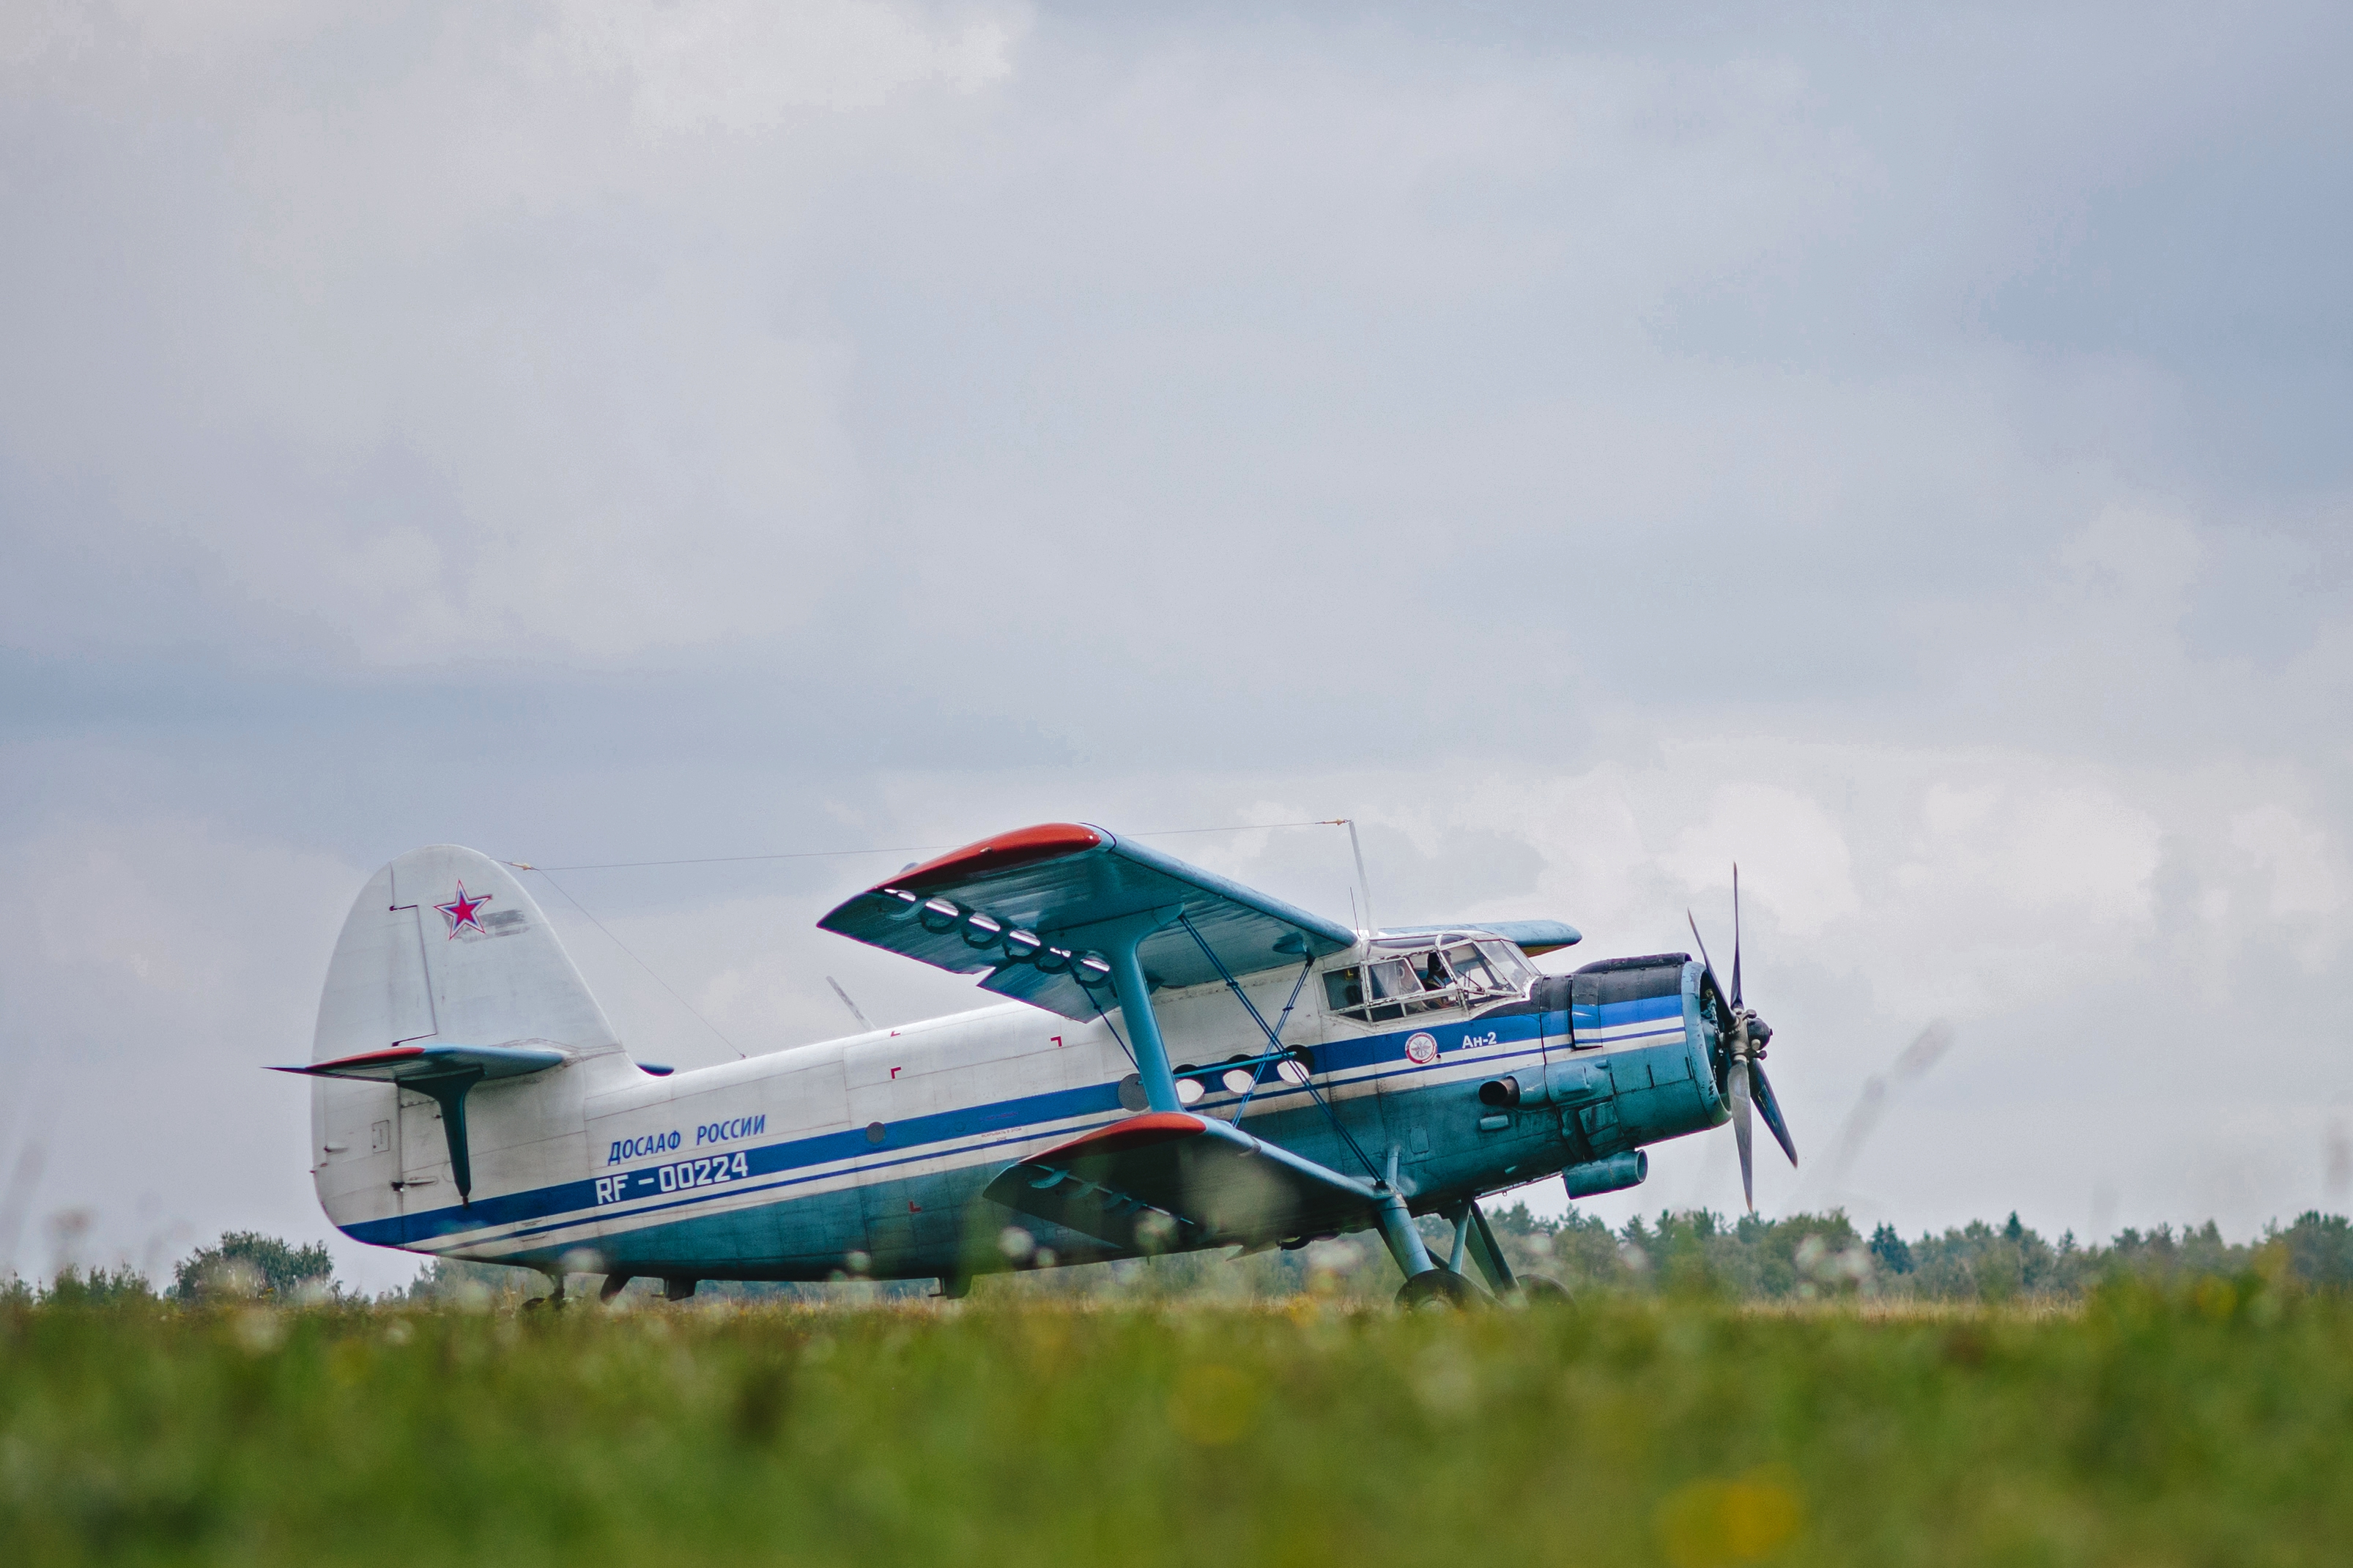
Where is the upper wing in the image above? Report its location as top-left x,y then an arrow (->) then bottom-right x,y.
1382,918 -> 1584,956
982,1112 -> 1379,1252
818,823 -> 1357,1020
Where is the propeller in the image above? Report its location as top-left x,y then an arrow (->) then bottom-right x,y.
1688,865 -> 1797,1212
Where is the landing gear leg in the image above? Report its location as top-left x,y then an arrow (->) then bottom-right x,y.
598,1274 -> 633,1304
1463,1202 -> 1517,1293
1464,1199 -> 1572,1304
1374,1153 -> 1475,1309
1371,1151 -> 1436,1282
1447,1204 -> 1475,1274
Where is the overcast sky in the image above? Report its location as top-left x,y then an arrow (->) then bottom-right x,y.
4,0 -> 2348,1293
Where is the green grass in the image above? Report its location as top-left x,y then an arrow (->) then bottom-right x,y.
6,1277 -> 2351,1567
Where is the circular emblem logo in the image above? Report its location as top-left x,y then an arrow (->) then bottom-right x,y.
1404,1032 -> 1439,1066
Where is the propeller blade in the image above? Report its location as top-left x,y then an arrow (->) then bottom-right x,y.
1750,1059 -> 1798,1169
1686,911 -> 1727,1009
1729,1055 -> 1754,1211
1730,863 -> 1743,1009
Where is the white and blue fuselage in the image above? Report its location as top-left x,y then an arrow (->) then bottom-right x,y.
302,842 -> 1730,1289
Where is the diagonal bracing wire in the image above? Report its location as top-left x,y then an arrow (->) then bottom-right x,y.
1174,913 -> 1380,1181
512,819 -> 1349,872
527,867 -> 746,1060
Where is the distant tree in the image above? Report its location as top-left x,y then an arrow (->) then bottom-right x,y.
1760,1213 -> 1864,1298
1545,1208 -> 1624,1286
2276,1212 -> 2353,1287
1484,1200 -> 1560,1240
172,1233 -> 336,1303
1909,1219 -> 2013,1301
400,1255 -> 536,1304
1646,1208 -> 1733,1296
1868,1223 -> 1914,1275
40,1264 -> 157,1304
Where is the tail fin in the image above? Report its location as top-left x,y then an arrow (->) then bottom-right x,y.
307,846 -> 623,1228
314,845 -> 619,1064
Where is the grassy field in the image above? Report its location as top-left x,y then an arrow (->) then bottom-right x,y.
5,1275 -> 2350,1567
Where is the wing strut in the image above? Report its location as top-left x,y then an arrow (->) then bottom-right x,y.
1174,911 -> 1382,1181
1094,911 -> 1186,1112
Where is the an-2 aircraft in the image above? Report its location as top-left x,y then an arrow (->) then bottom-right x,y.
284,824 -> 1798,1305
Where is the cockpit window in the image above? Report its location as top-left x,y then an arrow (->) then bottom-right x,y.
1324,956 -> 1446,1022
1478,940 -> 1536,991
1364,958 -> 1420,1008
1324,935 -> 1538,1025
1334,941 -> 1552,1021
1443,943 -> 1501,993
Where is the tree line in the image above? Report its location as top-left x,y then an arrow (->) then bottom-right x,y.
1494,1204 -> 2353,1302
10,1208 -> 2352,1306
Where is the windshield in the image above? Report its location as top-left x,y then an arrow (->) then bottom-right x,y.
1330,940 -> 1550,1022
1442,943 -> 1499,992
1477,940 -> 1536,992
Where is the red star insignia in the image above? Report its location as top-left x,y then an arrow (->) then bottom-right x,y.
436,881 -> 493,937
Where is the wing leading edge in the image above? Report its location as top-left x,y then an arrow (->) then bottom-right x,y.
817,823 -> 1358,1021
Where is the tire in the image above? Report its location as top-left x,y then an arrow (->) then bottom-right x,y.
1396,1268 -> 1481,1311
1512,1275 -> 1574,1306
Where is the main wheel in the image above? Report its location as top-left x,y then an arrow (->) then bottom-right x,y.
1512,1275 -> 1573,1306
1396,1268 -> 1481,1311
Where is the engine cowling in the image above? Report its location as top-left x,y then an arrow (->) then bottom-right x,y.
1516,954 -> 1729,1164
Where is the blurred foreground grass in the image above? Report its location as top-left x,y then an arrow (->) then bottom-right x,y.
5,1276 -> 2350,1567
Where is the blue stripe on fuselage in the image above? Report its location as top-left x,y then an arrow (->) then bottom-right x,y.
1571,993 -> 1683,1037
348,1008 -> 1561,1252
344,1077 -> 1128,1248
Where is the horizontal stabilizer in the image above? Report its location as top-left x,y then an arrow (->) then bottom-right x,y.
272,1044 -> 564,1205
982,1112 -> 1379,1254
273,1043 -> 567,1082
819,823 -> 1358,1022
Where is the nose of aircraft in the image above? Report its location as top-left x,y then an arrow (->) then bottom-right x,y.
1689,866 -> 1797,1212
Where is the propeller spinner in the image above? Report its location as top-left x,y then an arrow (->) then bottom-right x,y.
1688,865 -> 1798,1211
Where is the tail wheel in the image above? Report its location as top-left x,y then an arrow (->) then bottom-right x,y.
1396,1268 -> 1481,1311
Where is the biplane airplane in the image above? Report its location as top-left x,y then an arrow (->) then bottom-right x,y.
283,825 -> 1797,1305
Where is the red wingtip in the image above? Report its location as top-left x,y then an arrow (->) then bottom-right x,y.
883,822 -> 1105,893
297,1045 -> 428,1074
1037,1111 -> 1207,1160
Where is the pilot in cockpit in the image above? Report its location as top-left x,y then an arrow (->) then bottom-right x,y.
1417,951 -> 1451,991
